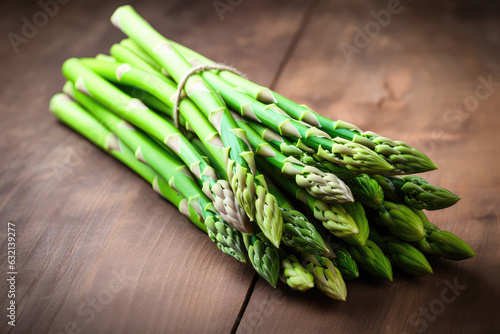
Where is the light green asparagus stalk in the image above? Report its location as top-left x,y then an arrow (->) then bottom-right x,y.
279,253 -> 314,292
376,175 -> 461,211
413,210 -> 475,260
269,185 -> 328,254
373,201 -> 426,242
331,247 -> 359,280
235,116 -> 354,204
110,43 -> 164,75
244,233 -> 280,287
119,38 -> 167,74
259,159 -> 359,238
61,83 -> 249,260
50,94 -> 246,262
342,202 -> 369,247
187,134 -> 283,248
348,240 -> 393,281
253,174 -> 283,248
111,6 -> 258,224
369,229 -> 433,276
200,71 -> 395,175
303,254 -> 347,301
62,59 -> 250,234
347,174 -> 384,210
246,120 -> 360,179
82,58 -> 279,245
165,38 -> 435,174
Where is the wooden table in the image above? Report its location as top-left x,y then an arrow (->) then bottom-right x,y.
1,0 -> 499,333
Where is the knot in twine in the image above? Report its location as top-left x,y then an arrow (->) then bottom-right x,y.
172,63 -> 245,129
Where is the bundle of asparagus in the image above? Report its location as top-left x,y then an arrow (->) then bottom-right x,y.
49,5 -> 475,301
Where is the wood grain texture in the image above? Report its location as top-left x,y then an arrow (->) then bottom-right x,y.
0,0 -> 308,333
1,0 -> 499,333
239,0 -> 500,333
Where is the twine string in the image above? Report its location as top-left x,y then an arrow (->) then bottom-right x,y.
172,63 -> 245,129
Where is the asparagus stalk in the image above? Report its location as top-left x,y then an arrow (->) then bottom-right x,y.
331,247 -> 359,280
372,201 -> 426,242
235,116 -> 354,204
119,38 -> 166,74
279,253 -> 315,292
187,133 -> 283,248
202,71 -> 395,175
111,6 -> 258,224
374,175 -> 461,211
348,240 -> 393,281
50,94 -> 246,262
244,233 -> 280,287
269,185 -> 328,254
259,159 -> 359,238
62,59 -> 250,233
50,93 -> 202,226
62,82 -> 249,260
413,210 -> 475,260
165,38 -> 436,174
347,174 -> 384,210
369,229 -> 433,276
110,43 -> 163,75
83,59 -> 286,249
303,254 -> 347,301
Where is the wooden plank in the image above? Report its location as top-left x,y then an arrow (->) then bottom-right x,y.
238,0 -> 500,333
0,0 -> 309,332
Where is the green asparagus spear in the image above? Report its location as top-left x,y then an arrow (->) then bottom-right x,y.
348,240 -> 393,281
413,210 -> 475,260
342,202 -> 370,247
62,59 -> 250,233
269,185 -> 328,254
279,254 -> 315,292
50,93 -> 246,262
369,229 -> 433,276
347,174 -> 384,209
111,6 -> 258,224
244,233 -> 280,287
332,247 -> 359,280
373,201 -> 426,242
303,254 -> 347,301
